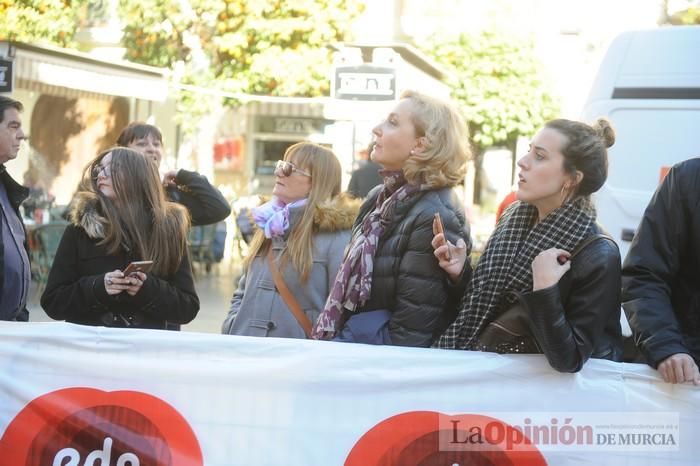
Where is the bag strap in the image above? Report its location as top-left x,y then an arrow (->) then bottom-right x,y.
267,247 -> 313,338
570,233 -> 616,259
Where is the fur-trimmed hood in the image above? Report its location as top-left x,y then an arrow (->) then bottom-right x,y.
311,193 -> 360,232
69,192 -> 108,239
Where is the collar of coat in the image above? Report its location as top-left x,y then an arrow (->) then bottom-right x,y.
69,192 -> 108,239
308,193 -> 361,232
255,192 -> 360,234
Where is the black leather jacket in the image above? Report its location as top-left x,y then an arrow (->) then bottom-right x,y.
519,224 -> 623,372
622,158 -> 700,367
348,186 -> 472,347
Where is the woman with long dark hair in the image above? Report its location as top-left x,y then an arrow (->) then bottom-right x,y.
41,147 -> 199,329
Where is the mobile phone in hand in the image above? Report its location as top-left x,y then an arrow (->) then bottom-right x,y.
123,260 -> 154,277
433,213 -> 452,261
433,212 -> 445,235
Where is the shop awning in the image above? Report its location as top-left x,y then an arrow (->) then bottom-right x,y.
4,42 -> 168,101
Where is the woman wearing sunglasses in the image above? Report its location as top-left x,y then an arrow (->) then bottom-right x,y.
222,142 -> 358,339
312,90 -> 472,347
41,147 -> 199,329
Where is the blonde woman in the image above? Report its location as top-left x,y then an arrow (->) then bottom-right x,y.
312,90 -> 472,347
222,142 -> 357,339
41,148 -> 199,329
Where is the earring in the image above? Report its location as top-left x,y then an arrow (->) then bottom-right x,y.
561,184 -> 569,199
410,149 -> 415,155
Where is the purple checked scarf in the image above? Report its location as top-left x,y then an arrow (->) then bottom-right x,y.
311,171 -> 422,339
252,197 -> 307,238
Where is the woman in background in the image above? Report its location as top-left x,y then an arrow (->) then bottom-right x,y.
116,122 -> 230,226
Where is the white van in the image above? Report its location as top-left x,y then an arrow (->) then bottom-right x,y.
581,26 -> 700,259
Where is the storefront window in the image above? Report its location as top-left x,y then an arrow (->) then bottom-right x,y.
254,140 -> 298,175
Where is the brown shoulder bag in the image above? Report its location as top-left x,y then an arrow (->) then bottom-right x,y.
475,234 -> 614,354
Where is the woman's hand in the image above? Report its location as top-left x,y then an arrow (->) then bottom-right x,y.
431,231 -> 468,284
104,270 -> 128,295
124,271 -> 147,296
162,169 -> 179,188
531,248 -> 571,291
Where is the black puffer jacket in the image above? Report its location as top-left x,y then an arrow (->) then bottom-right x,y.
518,224 -> 623,372
622,158 -> 700,367
349,186 -> 472,347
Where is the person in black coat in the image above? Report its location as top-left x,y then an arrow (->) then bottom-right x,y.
347,146 -> 383,199
434,118 -> 623,372
116,122 -> 230,226
41,147 -> 199,329
312,90 -> 472,347
622,158 -> 700,385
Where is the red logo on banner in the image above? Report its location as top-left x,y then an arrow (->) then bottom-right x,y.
346,411 -> 548,466
0,387 -> 203,466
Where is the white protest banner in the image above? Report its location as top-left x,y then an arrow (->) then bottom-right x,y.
0,322 -> 698,465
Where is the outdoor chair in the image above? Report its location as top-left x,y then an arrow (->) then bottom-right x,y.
31,220 -> 69,286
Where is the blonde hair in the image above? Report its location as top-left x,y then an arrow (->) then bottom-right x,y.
84,147 -> 190,276
400,90 -> 470,189
244,142 -> 342,283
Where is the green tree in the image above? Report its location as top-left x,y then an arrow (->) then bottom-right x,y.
119,0 -> 363,96
425,31 -> 559,203
118,0 -> 363,133
671,7 -> 700,24
0,0 -> 85,46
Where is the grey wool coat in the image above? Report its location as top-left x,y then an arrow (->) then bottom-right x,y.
222,195 -> 358,338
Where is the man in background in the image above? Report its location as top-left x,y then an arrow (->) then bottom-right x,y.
0,96 -> 30,321
347,145 -> 382,199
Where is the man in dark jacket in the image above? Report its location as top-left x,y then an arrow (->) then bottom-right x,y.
0,96 -> 30,321
347,147 -> 383,199
622,158 -> 700,385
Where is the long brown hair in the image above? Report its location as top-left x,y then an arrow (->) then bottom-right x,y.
84,147 -> 190,276
244,142 -> 341,283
